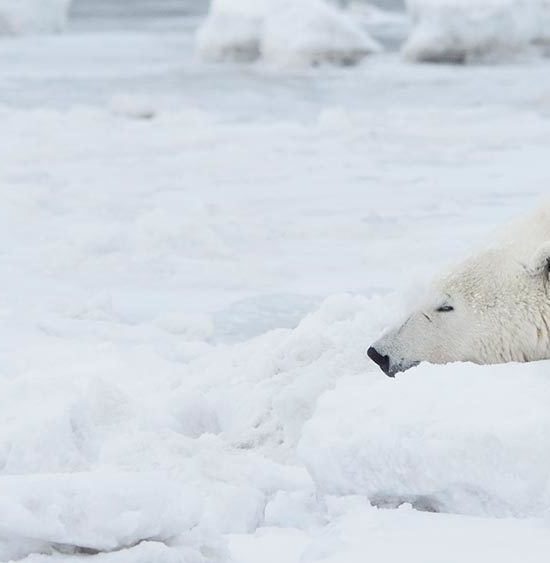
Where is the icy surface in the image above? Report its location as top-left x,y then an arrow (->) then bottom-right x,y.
404,0 -> 550,62
196,0 -> 381,66
0,0 -> 71,35
1,1 -> 550,562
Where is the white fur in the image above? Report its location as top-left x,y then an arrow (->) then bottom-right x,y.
370,203 -> 550,376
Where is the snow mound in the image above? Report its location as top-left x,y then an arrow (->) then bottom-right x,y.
300,361 -> 550,518
196,0 -> 265,62
159,293 -> 393,461
403,0 -> 549,63
196,0 -> 381,67
0,473 -> 201,561
261,0 -> 381,67
0,0 -> 72,35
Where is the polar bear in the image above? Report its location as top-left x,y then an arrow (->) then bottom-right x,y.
368,203 -> 550,377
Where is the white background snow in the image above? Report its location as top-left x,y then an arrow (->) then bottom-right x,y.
1,0 -> 550,562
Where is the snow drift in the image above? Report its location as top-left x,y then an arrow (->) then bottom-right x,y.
195,0 -> 381,66
403,0 -> 550,63
0,473 -> 201,561
0,0 -> 72,35
300,361 -> 550,518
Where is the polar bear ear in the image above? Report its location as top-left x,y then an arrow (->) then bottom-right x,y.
529,242 -> 550,278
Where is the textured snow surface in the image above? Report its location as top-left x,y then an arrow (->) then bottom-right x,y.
2,3 -> 550,562
301,362 -> 550,517
0,473 -> 201,560
196,0 -> 381,66
404,0 -> 550,62
0,0 -> 71,35
296,499 -> 550,563
2,97 -> 550,561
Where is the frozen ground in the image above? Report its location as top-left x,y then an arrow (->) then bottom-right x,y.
1,1 -> 550,562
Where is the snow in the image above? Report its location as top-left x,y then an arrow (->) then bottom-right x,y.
195,0 -> 264,62
230,498 -> 550,563
261,0 -> 382,66
403,0 -> 550,62
0,473 -> 201,560
2,1 -> 550,562
196,0 -> 381,66
109,94 -> 156,120
299,498 -> 550,563
0,0 -> 71,35
229,528 -> 310,563
300,362 -> 550,517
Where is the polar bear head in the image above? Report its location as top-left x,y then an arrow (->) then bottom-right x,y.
368,241 -> 550,377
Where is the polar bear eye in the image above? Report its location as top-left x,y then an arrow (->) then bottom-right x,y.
436,305 -> 454,313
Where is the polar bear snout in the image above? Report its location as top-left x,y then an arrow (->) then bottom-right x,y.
367,346 -> 392,377
367,343 -> 420,377
368,330 -> 421,377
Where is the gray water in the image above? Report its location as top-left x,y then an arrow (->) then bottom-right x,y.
70,0 -> 206,30
70,0 -> 404,29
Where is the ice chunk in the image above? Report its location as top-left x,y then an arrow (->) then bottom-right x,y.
196,0 -> 381,66
0,473 -> 201,560
403,0 -> 545,63
195,0 -> 268,62
261,0 -> 381,67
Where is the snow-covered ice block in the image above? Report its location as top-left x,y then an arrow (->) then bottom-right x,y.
533,0 -> 550,44
0,0 -> 72,35
403,0 -> 542,63
196,0 -> 381,66
300,361 -> 550,518
0,473 -> 201,560
195,0 -> 265,62
261,0 -> 381,66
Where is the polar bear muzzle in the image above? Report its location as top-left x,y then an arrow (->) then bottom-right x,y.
367,344 -> 420,377
367,347 -> 391,376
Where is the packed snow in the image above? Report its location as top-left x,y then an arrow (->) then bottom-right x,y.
301,361 -> 550,517
403,0 -> 550,62
287,499 -> 550,563
2,1 -> 550,562
0,0 -> 71,35
196,0 -> 381,66
0,473 -> 201,560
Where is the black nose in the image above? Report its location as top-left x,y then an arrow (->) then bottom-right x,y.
367,347 -> 392,376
